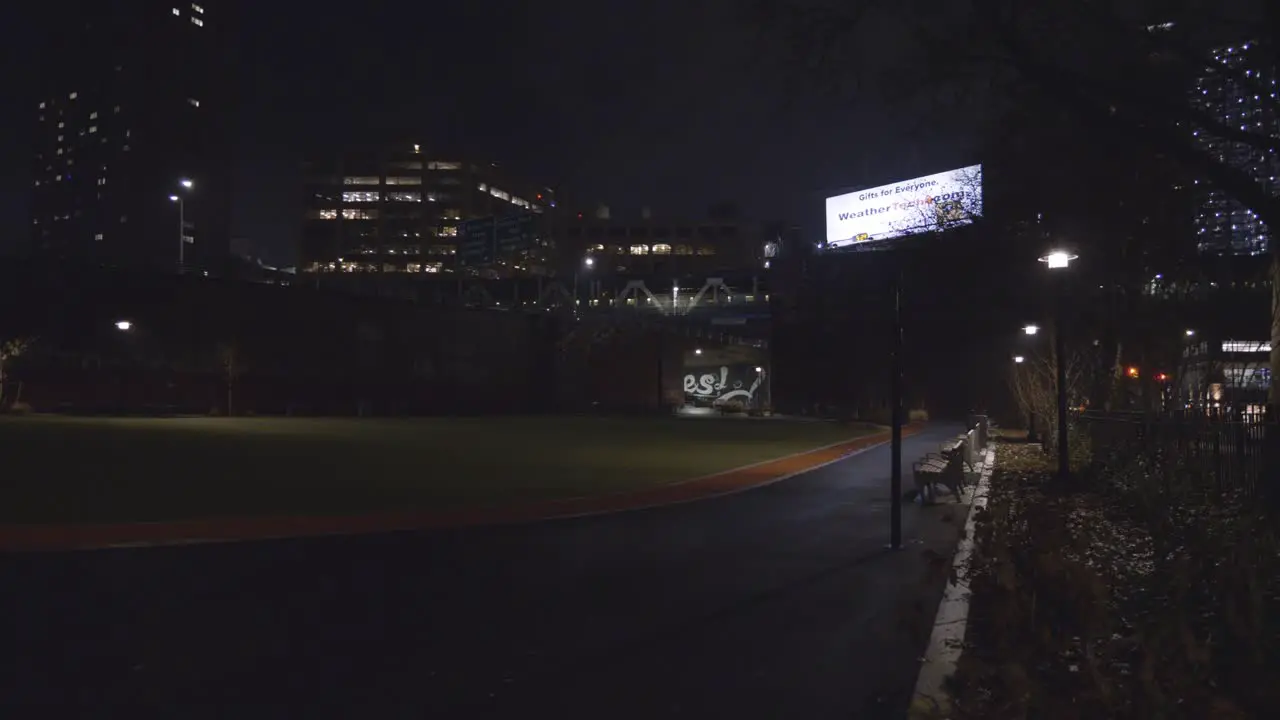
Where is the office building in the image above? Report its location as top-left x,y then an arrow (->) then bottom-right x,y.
30,1 -> 235,271
299,144 -> 553,275
556,204 -> 776,276
1191,41 -> 1280,256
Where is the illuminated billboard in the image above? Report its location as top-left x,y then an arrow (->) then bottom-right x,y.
824,164 -> 983,247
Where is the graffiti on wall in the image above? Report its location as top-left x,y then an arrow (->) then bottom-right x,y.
683,365 -> 762,405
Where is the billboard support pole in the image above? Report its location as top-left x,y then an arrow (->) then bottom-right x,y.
890,259 -> 904,551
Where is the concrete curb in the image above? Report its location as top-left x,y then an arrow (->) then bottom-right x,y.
907,444 -> 996,719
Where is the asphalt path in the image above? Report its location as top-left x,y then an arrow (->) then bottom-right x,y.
2,423 -> 968,719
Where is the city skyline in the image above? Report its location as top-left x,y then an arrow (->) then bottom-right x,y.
0,1 -> 967,266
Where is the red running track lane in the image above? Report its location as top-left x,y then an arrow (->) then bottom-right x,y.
0,425 -> 921,552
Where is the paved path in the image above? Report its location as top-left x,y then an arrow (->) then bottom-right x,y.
2,424 -> 968,719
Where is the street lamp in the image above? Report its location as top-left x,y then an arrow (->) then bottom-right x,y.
1013,355 -> 1025,363
574,255 -> 594,309
1185,329 -> 1196,337
1039,249 -> 1076,483
694,348 -> 703,355
171,178 -> 194,272
115,320 -> 132,331
1024,324 -> 1039,336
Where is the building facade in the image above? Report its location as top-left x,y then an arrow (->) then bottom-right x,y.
556,205 -> 776,278
1190,41 -> 1280,256
299,144 -> 553,275
30,1 -> 235,271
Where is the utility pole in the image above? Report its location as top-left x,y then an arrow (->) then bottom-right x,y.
890,262 -> 904,550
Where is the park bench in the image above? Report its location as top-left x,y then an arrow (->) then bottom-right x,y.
912,445 -> 968,504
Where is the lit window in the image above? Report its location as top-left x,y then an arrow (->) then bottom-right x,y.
57,135 -> 63,141
95,233 -> 104,241
88,125 -> 97,133
630,244 -> 649,255
1222,341 -> 1272,353
188,98 -> 200,107
441,226 -> 458,237
120,215 -> 127,223
413,144 -> 420,153
343,176 -> 380,185
652,243 -> 672,255
192,16 -> 203,26
89,111 -> 98,119
310,209 -> 338,220
172,7 -> 180,15
97,178 -> 107,186
342,191 -> 379,203
477,182 -> 487,192
387,191 -> 421,202
489,187 -> 510,201
69,92 -> 78,100
114,105 -> 120,113
55,175 -> 62,181
428,161 -> 461,170
342,209 -> 377,220
57,148 -> 64,156
39,101 -> 46,109
57,121 -> 64,128
192,3 -> 203,12
385,176 -> 421,186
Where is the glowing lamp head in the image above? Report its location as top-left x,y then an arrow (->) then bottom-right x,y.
584,257 -> 595,267
1127,366 -> 1140,378
1041,250 -> 1075,269
169,195 -> 180,202
115,320 -> 132,331
1013,355 -> 1025,364
694,348 -> 703,356
180,179 -> 193,189
1024,324 -> 1039,336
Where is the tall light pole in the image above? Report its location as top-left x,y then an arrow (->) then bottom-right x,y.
170,178 -> 194,272
575,255 -> 594,310
1040,250 -> 1077,483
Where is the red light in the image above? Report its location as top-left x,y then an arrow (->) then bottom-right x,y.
536,193 -> 543,200
577,212 -> 583,219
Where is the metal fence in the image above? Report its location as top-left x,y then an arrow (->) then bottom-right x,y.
1079,409 -> 1275,499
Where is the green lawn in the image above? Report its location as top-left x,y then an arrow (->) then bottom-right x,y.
0,415 -> 882,524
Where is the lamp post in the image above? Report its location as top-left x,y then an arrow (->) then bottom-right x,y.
755,365 -> 771,413
1039,250 -> 1077,483
170,178 -> 194,272
574,256 -> 594,310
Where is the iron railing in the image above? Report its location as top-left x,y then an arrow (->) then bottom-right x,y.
1078,409 -> 1275,499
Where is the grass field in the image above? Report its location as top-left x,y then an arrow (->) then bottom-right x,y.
0,415 -> 882,525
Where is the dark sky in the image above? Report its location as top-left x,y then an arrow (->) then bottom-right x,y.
0,0 -> 974,265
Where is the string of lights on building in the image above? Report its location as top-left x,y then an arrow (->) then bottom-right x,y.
1190,41 -> 1280,256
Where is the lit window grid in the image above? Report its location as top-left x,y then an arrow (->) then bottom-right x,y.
1190,43 -> 1279,256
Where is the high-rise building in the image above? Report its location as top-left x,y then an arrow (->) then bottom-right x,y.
1190,41 -> 1280,256
30,1 -> 234,271
299,143 -> 554,275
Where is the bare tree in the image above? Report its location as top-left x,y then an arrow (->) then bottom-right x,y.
0,337 -> 32,409
1010,338 -> 1092,452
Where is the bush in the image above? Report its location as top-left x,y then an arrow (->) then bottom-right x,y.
950,439 -> 1279,719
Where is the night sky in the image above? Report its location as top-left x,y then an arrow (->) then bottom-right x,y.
0,1 -> 975,266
